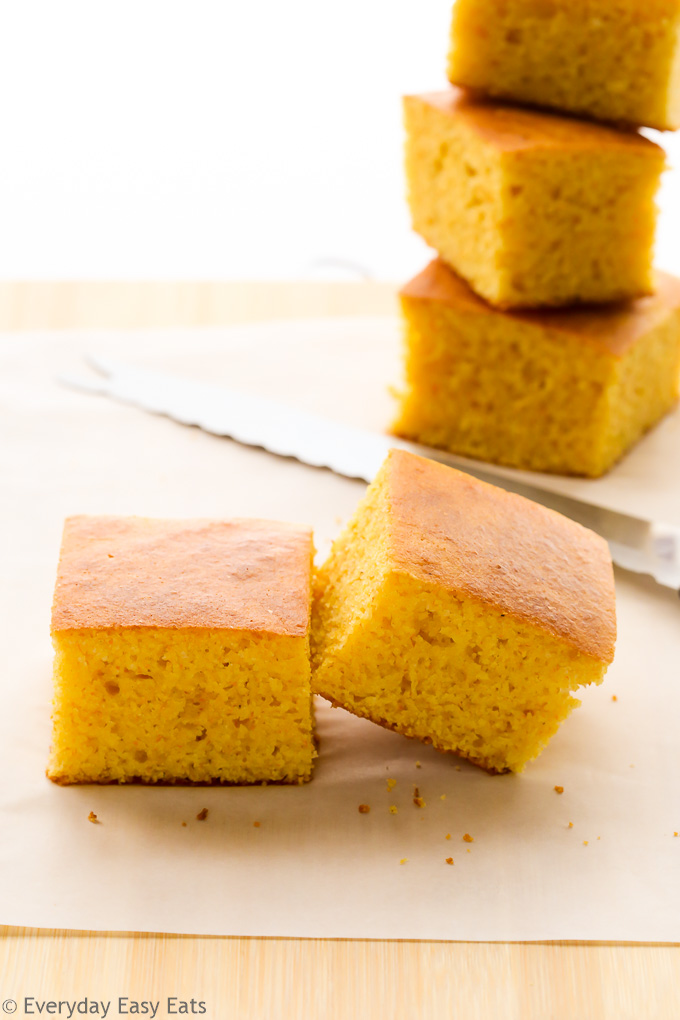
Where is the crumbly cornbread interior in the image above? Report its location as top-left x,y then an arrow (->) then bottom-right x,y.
312,455 -> 612,774
393,264 -> 680,477
404,92 -> 664,309
49,627 -> 315,784
448,0 -> 680,131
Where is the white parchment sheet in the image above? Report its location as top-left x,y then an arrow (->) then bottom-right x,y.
0,319 -> 678,940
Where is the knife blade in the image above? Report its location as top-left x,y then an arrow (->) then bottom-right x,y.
60,356 -> 680,593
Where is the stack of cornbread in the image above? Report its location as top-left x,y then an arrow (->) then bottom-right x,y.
393,0 -> 680,478
53,4 -> 656,786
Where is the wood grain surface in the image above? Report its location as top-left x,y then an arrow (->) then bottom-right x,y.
0,280 -> 677,1019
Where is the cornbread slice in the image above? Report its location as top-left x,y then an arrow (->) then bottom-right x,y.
312,451 -> 616,775
404,89 -> 665,309
448,0 -> 680,131
393,259 -> 680,478
48,516 -> 316,785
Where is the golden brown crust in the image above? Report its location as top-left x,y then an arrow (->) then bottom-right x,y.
400,259 -> 680,358
406,88 -> 665,156
383,451 -> 616,663
51,516 -> 313,636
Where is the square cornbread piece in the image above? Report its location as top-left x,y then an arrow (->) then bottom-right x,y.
448,0 -> 680,131
48,516 -> 316,785
404,89 -> 665,309
393,260 -> 680,478
312,451 -> 616,775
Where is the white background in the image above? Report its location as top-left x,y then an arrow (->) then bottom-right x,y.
0,0 -> 678,281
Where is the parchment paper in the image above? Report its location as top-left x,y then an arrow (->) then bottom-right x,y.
0,318 -> 678,940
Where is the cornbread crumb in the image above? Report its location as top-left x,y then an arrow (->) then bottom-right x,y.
554,786 -> 564,795
463,833 -> 474,843
445,857 -> 454,865
415,761 -> 422,768
413,787 -> 425,808
311,450 -> 617,775
568,822 -> 574,829
448,0 -> 680,130
446,834 -> 451,840
400,858 -> 408,865
387,778 -> 397,791
253,821 -> 261,828
583,841 -> 589,846
358,804 -> 371,814
466,849 -> 471,853
403,91 -> 664,309
181,822 -> 187,827
87,811 -> 99,824
196,808 -> 208,821
440,794 -> 446,801
674,832 -> 678,837
395,260 -> 680,478
389,805 -> 398,815
612,696 -> 618,702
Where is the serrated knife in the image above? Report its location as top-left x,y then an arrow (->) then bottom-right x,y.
60,356 -> 680,593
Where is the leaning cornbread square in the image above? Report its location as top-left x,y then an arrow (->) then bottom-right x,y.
393,259 -> 680,478
404,89 -> 665,309
448,0 -> 680,131
312,451 -> 616,774
48,516 -> 316,784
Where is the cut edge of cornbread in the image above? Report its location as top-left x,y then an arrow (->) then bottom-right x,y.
312,451 -> 616,774
315,574 -> 608,775
403,90 -> 665,309
448,0 -> 680,131
47,627 -> 316,786
392,260 -> 680,477
48,516 -> 317,786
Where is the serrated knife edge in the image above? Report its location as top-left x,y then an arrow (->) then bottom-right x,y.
59,358 -> 680,593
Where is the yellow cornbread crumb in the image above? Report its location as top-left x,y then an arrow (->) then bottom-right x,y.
48,516 -> 316,786
440,794 -> 446,801
311,450 -> 616,774
87,811 -> 99,824
446,857 -> 454,865
387,778 -> 397,791
394,260 -> 680,478
463,833 -> 474,843
612,696 -> 618,702
584,841 -> 589,846
389,805 -> 398,814
568,822 -> 574,829
414,796 -> 426,808
400,858 -> 408,865
358,804 -> 371,814
448,0 -> 680,131
674,832 -> 679,837
446,834 -> 452,840
555,786 -> 564,794
253,821 -> 261,828
403,90 -> 664,309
